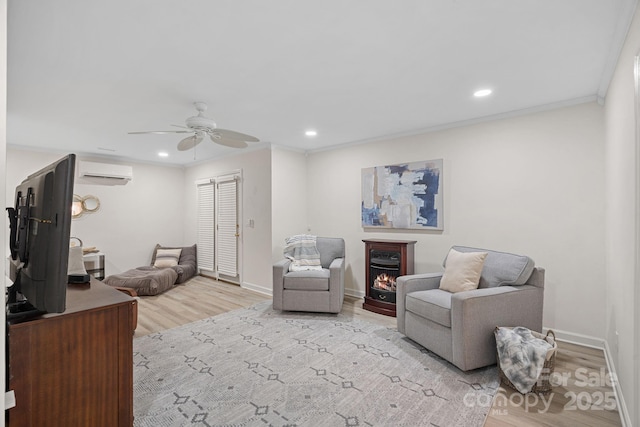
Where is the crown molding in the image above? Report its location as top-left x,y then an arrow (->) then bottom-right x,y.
597,0 -> 639,99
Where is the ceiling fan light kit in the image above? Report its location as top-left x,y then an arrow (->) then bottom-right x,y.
129,102 -> 259,152
185,102 -> 216,130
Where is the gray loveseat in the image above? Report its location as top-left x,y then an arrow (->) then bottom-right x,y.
272,237 -> 345,313
396,246 -> 545,371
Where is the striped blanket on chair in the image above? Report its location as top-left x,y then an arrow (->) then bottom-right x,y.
284,234 -> 322,272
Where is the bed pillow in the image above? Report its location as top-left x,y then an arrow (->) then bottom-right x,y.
151,244 -> 196,265
439,248 -> 488,293
153,248 -> 182,268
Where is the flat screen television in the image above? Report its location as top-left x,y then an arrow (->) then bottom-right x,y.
6,154 -> 76,318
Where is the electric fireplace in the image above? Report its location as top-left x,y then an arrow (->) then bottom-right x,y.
363,239 -> 416,317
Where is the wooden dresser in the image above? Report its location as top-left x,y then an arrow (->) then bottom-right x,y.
7,279 -> 135,427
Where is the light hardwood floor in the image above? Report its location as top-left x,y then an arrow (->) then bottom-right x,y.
484,341 -> 622,427
135,275 -> 622,427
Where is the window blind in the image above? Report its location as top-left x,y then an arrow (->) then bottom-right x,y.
216,178 -> 238,277
196,181 -> 215,272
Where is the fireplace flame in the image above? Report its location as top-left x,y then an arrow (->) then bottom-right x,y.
373,273 -> 397,291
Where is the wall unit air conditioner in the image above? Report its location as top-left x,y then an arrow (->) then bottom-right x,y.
78,161 -> 133,185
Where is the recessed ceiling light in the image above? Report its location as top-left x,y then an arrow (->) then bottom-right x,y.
305,130 -> 317,137
158,152 -> 169,157
473,89 -> 492,97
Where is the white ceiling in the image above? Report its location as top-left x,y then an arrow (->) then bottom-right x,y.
7,0 -> 636,166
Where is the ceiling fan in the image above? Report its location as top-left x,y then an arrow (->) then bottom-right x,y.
129,102 -> 259,151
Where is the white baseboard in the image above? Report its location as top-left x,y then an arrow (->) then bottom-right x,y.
603,340 -> 632,427
543,327 -> 630,426
543,327 -> 605,349
345,288 -> 365,299
241,281 -> 272,296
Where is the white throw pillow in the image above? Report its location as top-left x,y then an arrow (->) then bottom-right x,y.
439,249 -> 488,293
154,248 -> 182,268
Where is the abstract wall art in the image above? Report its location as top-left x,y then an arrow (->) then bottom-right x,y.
361,159 -> 443,230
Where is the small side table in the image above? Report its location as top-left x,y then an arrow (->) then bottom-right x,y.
83,252 -> 105,280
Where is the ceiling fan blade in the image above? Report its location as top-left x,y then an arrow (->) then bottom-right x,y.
213,128 -> 259,142
177,134 -> 204,151
129,130 -> 192,135
210,134 -> 248,149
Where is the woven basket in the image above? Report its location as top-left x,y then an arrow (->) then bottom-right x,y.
495,327 -> 557,394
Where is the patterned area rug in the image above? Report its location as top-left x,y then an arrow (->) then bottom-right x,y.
133,301 -> 498,426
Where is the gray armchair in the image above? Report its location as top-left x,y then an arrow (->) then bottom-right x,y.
273,237 -> 345,313
396,246 -> 545,371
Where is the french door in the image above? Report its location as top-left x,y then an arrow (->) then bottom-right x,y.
196,172 -> 240,283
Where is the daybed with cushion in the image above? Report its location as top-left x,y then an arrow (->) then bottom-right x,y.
396,245 -> 545,371
104,244 -> 197,296
104,267 -> 178,296
150,243 -> 197,284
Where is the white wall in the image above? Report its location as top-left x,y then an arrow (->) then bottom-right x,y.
307,102 -> 606,340
604,6 -> 640,424
271,146 -> 308,261
5,146 -> 274,290
183,148 -> 272,293
5,148 -> 185,275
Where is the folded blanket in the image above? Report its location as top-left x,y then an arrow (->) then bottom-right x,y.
495,326 -> 552,393
284,234 -> 322,272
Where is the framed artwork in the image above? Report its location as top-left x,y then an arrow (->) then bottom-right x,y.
361,159 -> 443,230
